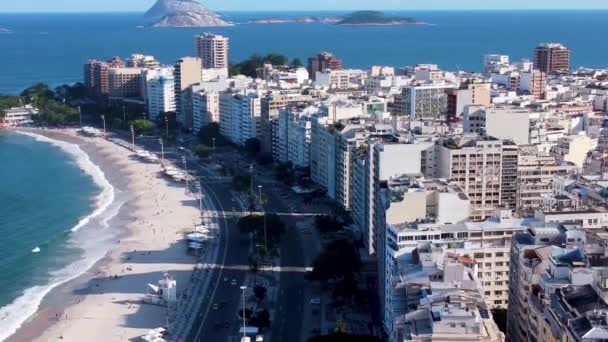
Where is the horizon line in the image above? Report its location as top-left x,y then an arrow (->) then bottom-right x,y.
2,8 -> 608,14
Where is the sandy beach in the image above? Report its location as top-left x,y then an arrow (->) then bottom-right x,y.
7,129 -> 204,342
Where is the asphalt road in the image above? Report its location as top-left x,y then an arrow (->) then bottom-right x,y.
122,133 -> 313,341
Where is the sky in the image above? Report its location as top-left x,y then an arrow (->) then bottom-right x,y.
1,0 -> 608,12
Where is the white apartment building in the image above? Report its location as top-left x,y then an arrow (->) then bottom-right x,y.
277,106 -> 316,168
551,134 -> 596,169
144,68 -> 176,121
314,69 -> 367,89
310,114 -> 336,196
1,105 -> 38,126
219,90 -> 262,146
192,90 -> 219,133
195,33 -> 229,70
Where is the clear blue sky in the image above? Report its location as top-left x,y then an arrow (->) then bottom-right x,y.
2,0 -> 608,12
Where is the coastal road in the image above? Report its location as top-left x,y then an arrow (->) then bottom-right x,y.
134,136 -> 317,341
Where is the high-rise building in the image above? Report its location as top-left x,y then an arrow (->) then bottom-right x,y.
195,33 -> 229,69
84,57 -> 124,98
108,67 -> 143,99
402,82 -> 455,121
144,68 -> 175,121
218,90 -> 262,146
520,69 -> 547,100
173,57 -> 203,128
307,52 -> 342,81
192,90 -> 219,134
533,42 -> 571,74
438,137 -> 519,220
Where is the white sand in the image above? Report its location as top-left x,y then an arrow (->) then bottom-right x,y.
34,131 -> 202,341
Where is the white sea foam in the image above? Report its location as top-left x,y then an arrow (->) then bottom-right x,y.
0,131 -> 123,342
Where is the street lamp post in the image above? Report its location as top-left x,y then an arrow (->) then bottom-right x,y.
182,156 -> 189,192
101,115 -> 106,135
130,125 -> 135,151
197,178 -> 203,216
258,185 -> 267,252
78,106 -> 82,127
122,105 -> 126,129
165,115 -> 169,139
158,138 -> 164,161
249,164 -> 254,196
240,285 -> 247,338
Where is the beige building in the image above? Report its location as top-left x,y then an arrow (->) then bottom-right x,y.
108,67 -> 143,99
173,57 -> 203,128
438,138 -> 519,220
534,42 -> 571,74
195,33 -> 229,69
516,152 -> 576,212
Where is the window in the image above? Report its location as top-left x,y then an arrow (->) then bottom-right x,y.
495,252 -> 504,257
495,281 -> 503,286
485,272 -> 492,277
474,253 -> 485,259
485,282 -> 492,286
485,291 -> 491,296
485,253 -> 492,258
495,262 -> 504,266
496,271 -> 503,276
478,272 -> 483,278
494,300 -> 502,304
494,290 -> 503,295
485,263 -> 492,267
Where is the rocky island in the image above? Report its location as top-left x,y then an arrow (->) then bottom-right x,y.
246,11 -> 424,26
145,0 -> 231,27
337,11 -> 423,25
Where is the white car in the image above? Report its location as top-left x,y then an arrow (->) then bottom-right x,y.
309,298 -> 321,305
231,279 -> 237,286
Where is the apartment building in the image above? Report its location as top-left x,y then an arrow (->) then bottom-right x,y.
277,106 -> 316,168
310,114 -> 337,196
534,42 -> 571,74
84,57 -> 124,98
402,82 -> 455,121
507,226 -> 608,342
446,79 -> 491,122
520,69 -> 547,100
516,152 -> 577,212
145,74 -> 175,121
218,90 -> 262,146
192,90 -> 219,133
195,33 -> 229,69
307,52 -> 342,81
173,57 -> 203,129
438,137 -> 519,220
315,69 -> 367,90
390,245 -> 504,342
108,67 -> 143,99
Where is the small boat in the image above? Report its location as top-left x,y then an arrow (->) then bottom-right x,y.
32,247 -> 41,253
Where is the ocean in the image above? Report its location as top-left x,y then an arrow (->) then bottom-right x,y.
0,130 -> 123,340
1,10 -> 608,94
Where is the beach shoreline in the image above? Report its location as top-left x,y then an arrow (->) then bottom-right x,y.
5,128 -> 203,342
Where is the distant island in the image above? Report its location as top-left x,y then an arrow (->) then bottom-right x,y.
337,11 -> 423,25
246,11 -> 424,26
144,0 -> 231,27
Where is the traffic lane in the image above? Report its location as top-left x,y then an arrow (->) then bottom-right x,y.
191,182 -> 252,341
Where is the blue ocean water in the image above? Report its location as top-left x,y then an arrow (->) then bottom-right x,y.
0,131 -> 122,340
1,10 -> 608,94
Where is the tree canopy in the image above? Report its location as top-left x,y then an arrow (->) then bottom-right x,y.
131,119 -> 155,135
238,214 -> 286,248
229,53 -> 291,77
309,239 -> 362,282
198,122 -> 225,147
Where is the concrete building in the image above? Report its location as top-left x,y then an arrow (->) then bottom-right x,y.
174,57 -> 203,129
310,114 -> 337,196
446,79 -> 491,122
219,90 -> 262,146
390,245 -> 505,342
108,67 -> 143,99
1,105 -> 38,126
195,33 -> 229,70
192,90 -> 219,133
520,69 -> 547,100
516,152 -> 577,212
507,226 -> 608,342
551,134 -> 596,169
144,68 -> 176,121
307,52 -> 342,81
483,54 -> 510,74
438,137 -> 519,220
485,107 -> 531,145
277,106 -> 316,168
315,69 -> 366,90
127,53 -> 160,68
403,82 -> 455,121
84,57 -> 124,98
534,42 -> 571,74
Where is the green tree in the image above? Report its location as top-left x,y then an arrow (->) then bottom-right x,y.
238,214 -> 286,247
196,144 -> 213,159
250,309 -> 271,330
253,285 -> 267,302
315,215 -> 345,233
232,174 -> 251,193
274,161 -> 295,186
198,122 -> 225,147
131,119 -> 155,135
290,58 -> 304,68
309,239 -> 361,282
244,138 -> 261,158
